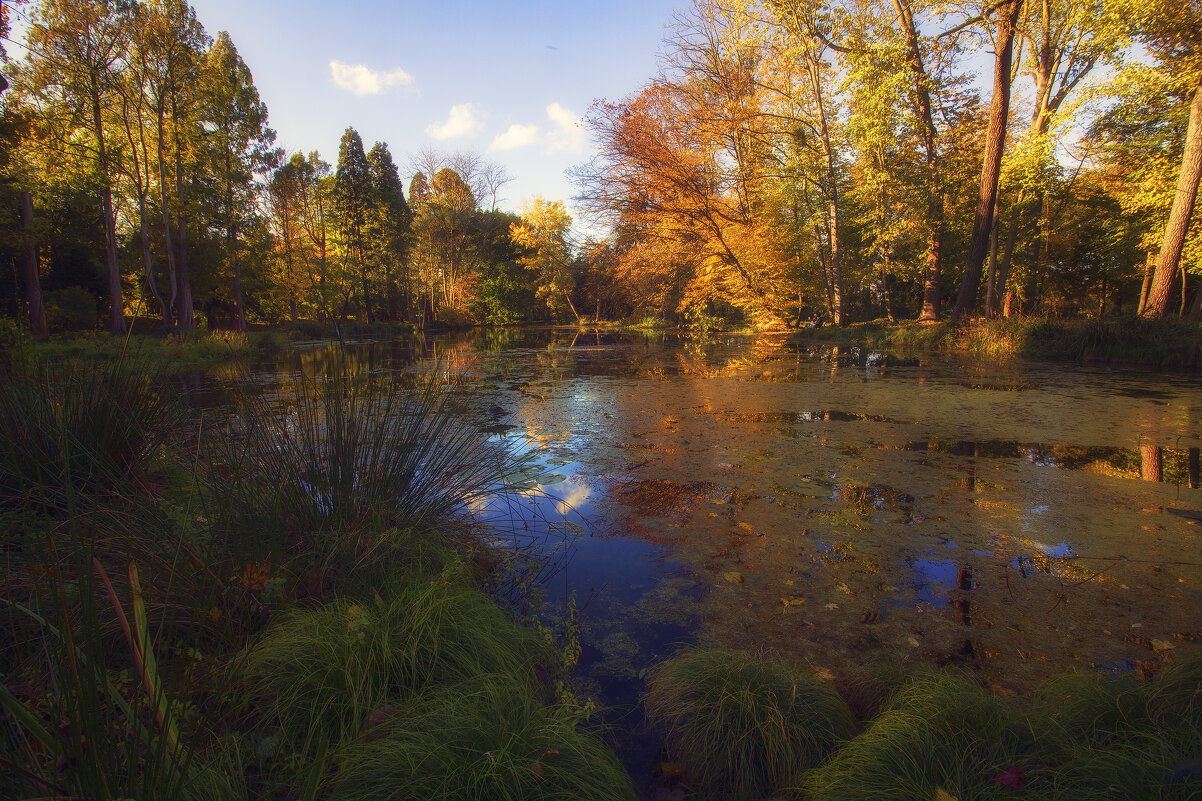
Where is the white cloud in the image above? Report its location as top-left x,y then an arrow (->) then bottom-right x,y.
489,123 -> 541,152
544,102 -> 586,154
427,103 -> 483,140
328,60 -> 413,96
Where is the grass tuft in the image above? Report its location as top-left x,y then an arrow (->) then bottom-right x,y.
801,670 -> 1033,801
244,566 -> 553,743
645,646 -> 855,800
329,674 -> 637,801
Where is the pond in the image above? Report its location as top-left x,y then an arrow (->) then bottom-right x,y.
202,327 -> 1202,768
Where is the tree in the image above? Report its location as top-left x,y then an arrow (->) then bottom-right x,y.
1129,0 -> 1202,318
333,127 -> 372,322
511,197 -> 577,321
953,0 -> 1024,317
365,141 -> 411,322
199,31 -> 273,330
22,0 -> 132,334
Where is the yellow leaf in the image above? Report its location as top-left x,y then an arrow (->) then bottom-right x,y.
934,787 -> 958,801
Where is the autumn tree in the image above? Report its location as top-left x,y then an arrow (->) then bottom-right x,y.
22,0 -> 132,333
952,0 -> 1024,318
511,197 -> 577,321
1122,0 -> 1202,318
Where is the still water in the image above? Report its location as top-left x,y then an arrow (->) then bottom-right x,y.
210,328 -> 1202,714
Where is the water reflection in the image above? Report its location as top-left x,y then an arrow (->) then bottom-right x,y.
201,329 -> 1202,703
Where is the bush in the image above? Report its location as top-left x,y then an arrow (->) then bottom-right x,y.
204,366 -> 524,569
0,356 -> 177,517
645,647 -> 855,800
43,286 -> 98,332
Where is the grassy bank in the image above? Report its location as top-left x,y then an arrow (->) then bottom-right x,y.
646,645 -> 1202,801
0,354 -> 635,801
23,328 -> 296,373
799,316 -> 1202,368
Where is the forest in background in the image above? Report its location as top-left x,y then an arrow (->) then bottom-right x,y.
0,0 -> 1199,337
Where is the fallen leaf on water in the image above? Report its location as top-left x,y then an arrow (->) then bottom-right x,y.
781,596 -> 806,606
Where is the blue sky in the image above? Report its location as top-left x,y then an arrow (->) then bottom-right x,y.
187,0 -> 685,225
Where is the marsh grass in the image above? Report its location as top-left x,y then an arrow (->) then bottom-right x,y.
800,670 -> 1035,801
645,647 -> 855,800
1027,652 -> 1202,800
329,674 -> 637,801
0,355 -> 178,518
244,564 -> 554,744
205,366 -> 527,577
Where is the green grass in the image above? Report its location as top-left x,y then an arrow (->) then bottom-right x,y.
329,674 -> 637,801
1026,652 -> 1202,800
243,565 -> 554,744
30,328 -> 295,373
645,646 -> 855,800
800,670 -> 1035,801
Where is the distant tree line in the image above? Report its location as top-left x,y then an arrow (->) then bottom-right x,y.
575,0 -> 1202,327
2,0 -> 1199,337
0,0 -> 589,338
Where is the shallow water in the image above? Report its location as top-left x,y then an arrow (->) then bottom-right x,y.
214,328 -> 1202,714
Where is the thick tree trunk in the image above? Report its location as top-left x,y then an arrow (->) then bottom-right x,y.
19,193 -> 48,341
1141,444 -> 1163,482
1143,74 -> 1202,318
954,0 -> 1022,318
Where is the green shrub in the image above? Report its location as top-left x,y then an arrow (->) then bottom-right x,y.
205,367 -> 524,567
801,671 -> 1034,801
645,647 -> 855,800
0,356 -> 177,517
43,286 -> 98,332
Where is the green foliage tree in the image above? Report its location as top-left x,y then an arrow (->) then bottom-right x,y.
198,30 -> 273,331
333,126 -> 372,322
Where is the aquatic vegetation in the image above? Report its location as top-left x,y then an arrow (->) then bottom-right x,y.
205,367 -> 524,571
800,670 -> 1035,801
645,646 -> 855,800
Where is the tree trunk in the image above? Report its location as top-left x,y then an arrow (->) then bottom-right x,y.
1141,444 -> 1163,482
892,0 -> 945,322
985,198 -> 1003,313
173,98 -> 195,329
93,77 -> 125,335
157,106 -> 177,328
954,0 -> 1022,318
1143,73 -> 1202,318
19,192 -> 48,341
